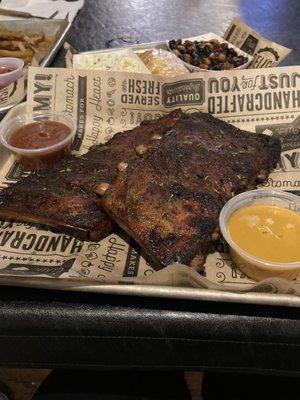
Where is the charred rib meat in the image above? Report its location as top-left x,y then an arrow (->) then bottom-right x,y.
102,112 -> 281,270
0,110 -> 184,240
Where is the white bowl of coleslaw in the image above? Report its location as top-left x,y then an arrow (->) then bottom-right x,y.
73,48 -> 150,74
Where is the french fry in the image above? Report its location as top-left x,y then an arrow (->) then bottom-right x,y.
0,26 -> 53,65
14,41 -> 27,52
0,40 -> 18,50
23,56 -> 33,64
27,32 -> 45,46
0,48 -> 33,59
0,29 -> 23,40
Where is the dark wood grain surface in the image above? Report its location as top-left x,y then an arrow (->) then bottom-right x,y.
53,0 -> 300,67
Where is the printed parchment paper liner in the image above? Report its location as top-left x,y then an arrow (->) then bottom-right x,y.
0,62 -> 299,306
224,18 -> 292,68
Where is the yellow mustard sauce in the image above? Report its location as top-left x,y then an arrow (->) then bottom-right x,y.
228,204 -> 300,263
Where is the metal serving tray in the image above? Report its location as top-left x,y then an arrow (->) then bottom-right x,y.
79,39 -> 169,55
0,17 -> 71,114
0,107 -> 299,308
0,273 -> 299,308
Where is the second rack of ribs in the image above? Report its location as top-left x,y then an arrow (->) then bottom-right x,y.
102,112 -> 281,271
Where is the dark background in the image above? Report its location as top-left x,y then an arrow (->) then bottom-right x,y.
60,0 -> 299,66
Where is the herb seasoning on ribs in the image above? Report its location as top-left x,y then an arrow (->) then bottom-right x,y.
102,112 -> 281,271
0,110 -> 184,240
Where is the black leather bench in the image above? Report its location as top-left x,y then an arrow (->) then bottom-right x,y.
0,286 -> 299,374
1,0 -> 300,376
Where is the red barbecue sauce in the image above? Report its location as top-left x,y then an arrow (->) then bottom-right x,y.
0,67 -> 14,74
9,121 -> 72,170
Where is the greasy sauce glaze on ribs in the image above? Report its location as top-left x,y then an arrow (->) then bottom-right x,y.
0,110 -> 184,241
102,112 -> 281,271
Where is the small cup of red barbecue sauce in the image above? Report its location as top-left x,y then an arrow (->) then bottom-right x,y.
0,111 -> 77,170
0,58 -> 24,90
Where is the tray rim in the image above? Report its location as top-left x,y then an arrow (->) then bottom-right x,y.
0,275 -> 299,308
78,39 -> 170,55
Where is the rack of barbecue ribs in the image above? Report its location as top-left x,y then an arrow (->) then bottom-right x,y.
0,110 -> 281,270
0,109 -> 184,241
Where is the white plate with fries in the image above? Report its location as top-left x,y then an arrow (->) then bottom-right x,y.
0,16 -> 71,113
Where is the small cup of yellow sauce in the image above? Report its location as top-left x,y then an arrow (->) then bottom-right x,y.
219,190 -> 300,281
